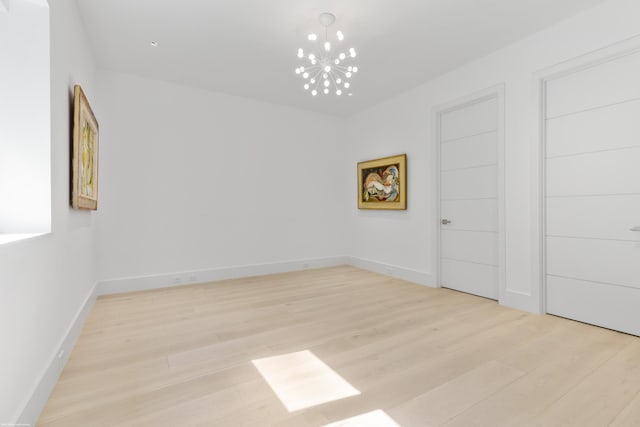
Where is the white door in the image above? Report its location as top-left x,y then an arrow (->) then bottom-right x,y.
545,50 -> 640,336
439,96 -> 500,300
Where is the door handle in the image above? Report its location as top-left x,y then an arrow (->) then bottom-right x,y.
441,219 -> 451,225
631,226 -> 640,232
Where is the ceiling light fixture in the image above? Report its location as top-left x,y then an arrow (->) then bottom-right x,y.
295,12 -> 357,97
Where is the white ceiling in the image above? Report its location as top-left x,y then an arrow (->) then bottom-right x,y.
77,0 -> 607,116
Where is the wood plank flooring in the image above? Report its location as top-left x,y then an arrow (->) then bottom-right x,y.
38,266 -> 640,426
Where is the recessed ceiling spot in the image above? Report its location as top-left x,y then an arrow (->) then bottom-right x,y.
150,41 -> 158,47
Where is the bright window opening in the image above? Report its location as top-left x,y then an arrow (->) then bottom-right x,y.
0,0 -> 51,242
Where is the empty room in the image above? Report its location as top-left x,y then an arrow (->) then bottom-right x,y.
2,0 -> 640,425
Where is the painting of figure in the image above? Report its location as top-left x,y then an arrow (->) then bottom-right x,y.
72,85 -> 99,210
80,119 -> 96,198
363,164 -> 400,202
357,154 -> 406,210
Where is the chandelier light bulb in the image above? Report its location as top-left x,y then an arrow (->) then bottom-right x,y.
296,12 -> 358,98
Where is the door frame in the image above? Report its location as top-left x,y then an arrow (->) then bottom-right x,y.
532,35 -> 640,314
433,84 -> 506,302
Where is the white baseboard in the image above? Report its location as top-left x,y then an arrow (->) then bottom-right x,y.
97,256 -> 351,296
502,288 -> 542,314
347,256 -> 436,287
15,282 -> 98,426
97,256 -> 435,296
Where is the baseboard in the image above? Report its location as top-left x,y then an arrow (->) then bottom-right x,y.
97,256 -> 351,296
98,256 -> 435,296
502,288 -> 542,314
347,256 -> 436,287
15,282 -> 98,426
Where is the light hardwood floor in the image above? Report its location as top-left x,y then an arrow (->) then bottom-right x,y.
38,266 -> 640,426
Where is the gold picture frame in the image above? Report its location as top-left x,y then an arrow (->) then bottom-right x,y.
71,85 -> 99,210
357,154 -> 407,210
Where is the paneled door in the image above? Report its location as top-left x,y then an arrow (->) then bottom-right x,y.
544,50 -> 640,336
439,95 -> 500,300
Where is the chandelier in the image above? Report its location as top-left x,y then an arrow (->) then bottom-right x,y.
295,12 -> 358,97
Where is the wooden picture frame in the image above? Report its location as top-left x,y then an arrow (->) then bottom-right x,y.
357,154 -> 407,210
71,85 -> 99,210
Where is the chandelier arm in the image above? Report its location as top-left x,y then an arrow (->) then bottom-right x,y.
333,65 -> 350,72
310,68 -> 323,80
328,70 -> 340,91
310,68 -> 323,91
334,66 -> 356,78
319,46 -> 331,63
334,61 -> 353,70
304,64 -> 321,73
332,67 -> 348,77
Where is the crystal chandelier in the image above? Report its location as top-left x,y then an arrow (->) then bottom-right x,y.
295,12 -> 358,97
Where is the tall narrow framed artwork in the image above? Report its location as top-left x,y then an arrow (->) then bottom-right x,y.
357,154 -> 407,210
71,85 -> 99,210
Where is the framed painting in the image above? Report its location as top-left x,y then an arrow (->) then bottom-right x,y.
357,154 -> 407,210
71,85 -> 99,210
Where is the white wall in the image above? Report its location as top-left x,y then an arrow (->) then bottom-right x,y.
5,0 -> 640,421
347,0 -> 640,313
0,0 -> 50,233
96,72 -> 349,285
0,0 -> 99,422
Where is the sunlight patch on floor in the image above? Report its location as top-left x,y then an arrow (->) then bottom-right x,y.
252,350 -> 360,412
323,410 -> 401,426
